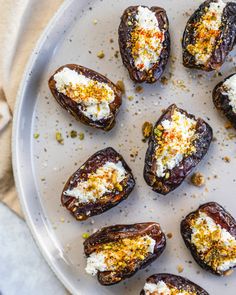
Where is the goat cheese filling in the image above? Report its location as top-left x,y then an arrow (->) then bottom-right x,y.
86,235 -> 156,275
154,110 -> 197,178
130,6 -> 165,71
190,211 -> 236,272
54,67 -> 115,120
222,74 -> 236,113
187,0 -> 226,65
144,281 -> 196,295
64,161 -> 126,203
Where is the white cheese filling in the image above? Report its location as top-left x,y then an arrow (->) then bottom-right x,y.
132,6 -> 164,71
218,259 -> 236,271
85,252 -> 107,276
222,74 -> 236,113
144,280 -> 191,295
155,111 -> 197,177
194,0 -> 226,65
191,212 -> 236,271
53,67 -> 115,120
64,161 -> 126,203
144,281 -> 171,295
85,236 -> 156,276
148,237 -> 156,253
202,0 -> 225,31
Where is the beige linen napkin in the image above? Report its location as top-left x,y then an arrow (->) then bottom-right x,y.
0,0 -> 63,218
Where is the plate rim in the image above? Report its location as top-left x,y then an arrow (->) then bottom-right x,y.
12,0 -> 80,294
11,1 -> 236,294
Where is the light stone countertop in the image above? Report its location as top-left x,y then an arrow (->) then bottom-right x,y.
0,203 -> 68,295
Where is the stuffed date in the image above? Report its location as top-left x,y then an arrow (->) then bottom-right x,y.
84,222 -> 166,285
181,202 -> 236,276
213,72 -> 236,128
182,0 -> 236,71
48,64 -> 122,131
61,147 -> 135,220
140,273 -> 209,295
144,104 -> 212,195
118,5 -> 170,83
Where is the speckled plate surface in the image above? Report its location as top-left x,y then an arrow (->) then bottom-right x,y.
13,0 -> 236,294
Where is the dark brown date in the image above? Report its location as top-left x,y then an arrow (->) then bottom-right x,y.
140,273 -> 209,295
213,73 -> 236,128
182,0 -> 236,71
48,64 -> 122,131
144,104 -> 212,195
181,202 -> 236,275
61,147 -> 135,220
84,222 -> 166,285
118,5 -> 170,83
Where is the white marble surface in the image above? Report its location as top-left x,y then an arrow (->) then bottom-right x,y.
0,203 -> 68,295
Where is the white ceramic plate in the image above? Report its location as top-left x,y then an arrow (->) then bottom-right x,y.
13,0 -> 236,294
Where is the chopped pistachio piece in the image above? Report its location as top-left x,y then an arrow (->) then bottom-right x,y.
55,131 -> 64,144
33,133 -> 40,139
70,130 -> 77,138
191,172 -> 205,187
127,95 -> 134,101
97,50 -> 105,59
142,121 -> 153,139
116,80 -> 125,94
79,132 -> 85,140
135,85 -> 144,93
114,51 -> 119,58
82,232 -> 90,239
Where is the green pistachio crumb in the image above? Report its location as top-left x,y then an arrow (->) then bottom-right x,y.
116,80 -> 125,94
127,95 -> 134,101
55,132 -> 64,144
79,132 -> 85,140
154,128 -> 162,138
142,121 -> 153,139
33,133 -> 40,139
97,50 -> 105,59
114,51 -> 119,58
70,130 -> 77,138
165,172 -> 170,179
82,232 -> 90,239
